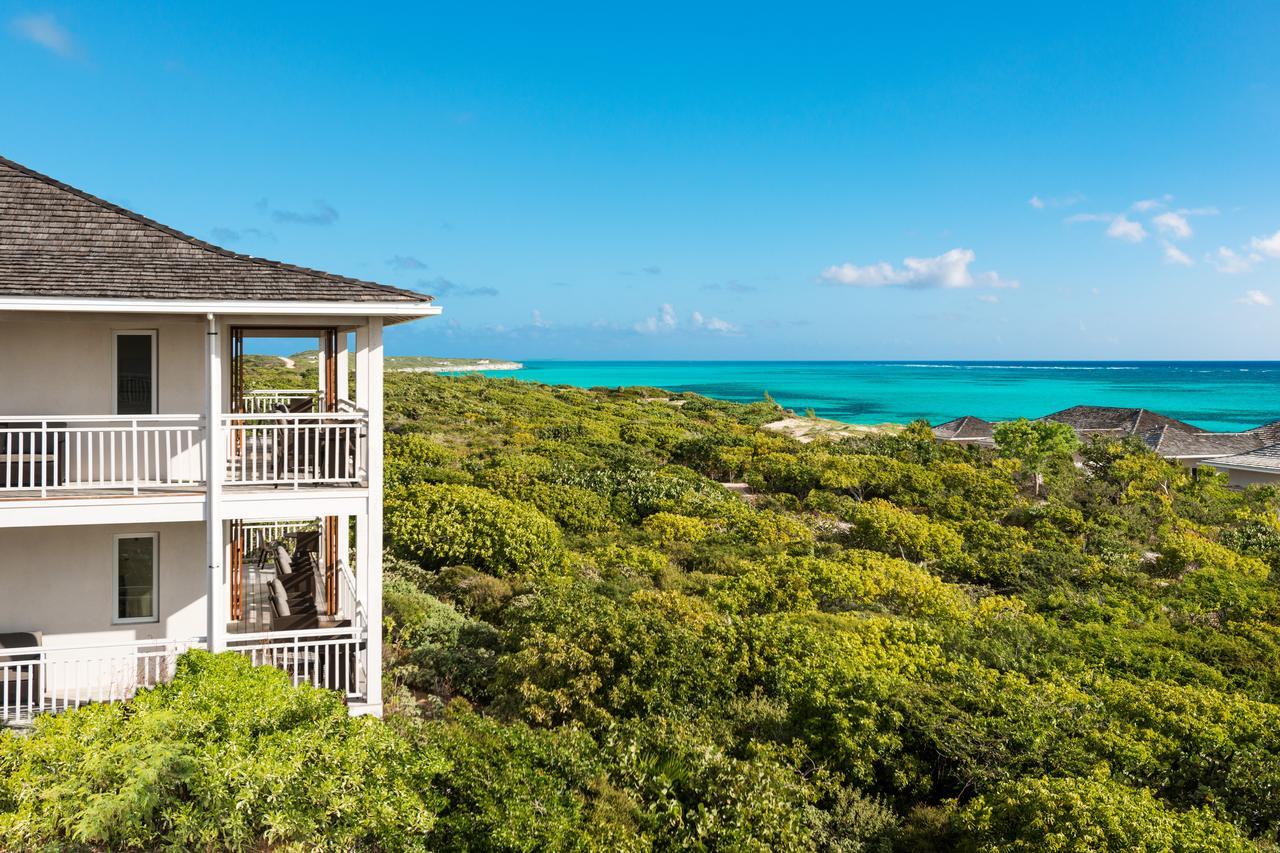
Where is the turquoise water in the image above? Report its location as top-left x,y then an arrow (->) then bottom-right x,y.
467,361 -> 1280,432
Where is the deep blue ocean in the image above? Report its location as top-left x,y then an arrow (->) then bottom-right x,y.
462,361 -> 1280,432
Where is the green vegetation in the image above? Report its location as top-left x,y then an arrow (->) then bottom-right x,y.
6,370 -> 1280,850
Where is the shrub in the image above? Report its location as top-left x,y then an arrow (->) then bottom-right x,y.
0,651 -> 448,851
846,499 -> 963,562
387,483 -> 564,575
956,774 -> 1254,852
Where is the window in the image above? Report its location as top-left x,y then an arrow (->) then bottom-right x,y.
114,534 -> 158,624
113,330 -> 156,415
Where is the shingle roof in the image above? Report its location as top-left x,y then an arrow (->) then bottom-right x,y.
1204,442 -> 1280,472
933,415 -> 996,444
1139,425 -> 1264,459
0,156 -> 433,304
1040,405 -> 1200,435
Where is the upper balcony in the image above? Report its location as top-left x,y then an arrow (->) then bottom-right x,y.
0,398 -> 369,500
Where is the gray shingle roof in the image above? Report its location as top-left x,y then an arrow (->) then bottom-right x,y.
1041,405 -> 1200,435
1139,425 -> 1264,459
0,156 -> 433,304
1204,443 -> 1280,472
933,415 -> 996,444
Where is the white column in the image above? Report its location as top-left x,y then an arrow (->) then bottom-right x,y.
336,334 -> 350,403
204,314 -> 227,652
354,318 -> 384,713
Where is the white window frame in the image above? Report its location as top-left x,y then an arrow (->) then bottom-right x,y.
111,329 -> 158,415
113,532 -> 159,625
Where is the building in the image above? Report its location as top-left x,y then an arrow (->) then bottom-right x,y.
1200,444 -> 1280,488
930,415 -> 996,447
0,156 -> 439,723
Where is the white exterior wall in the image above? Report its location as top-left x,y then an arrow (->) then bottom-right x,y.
1222,468 -> 1280,489
0,522 -> 216,646
0,317 -> 204,415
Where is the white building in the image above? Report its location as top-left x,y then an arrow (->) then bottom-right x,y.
0,156 -> 439,722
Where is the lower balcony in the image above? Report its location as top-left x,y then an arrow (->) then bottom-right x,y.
0,407 -> 368,500
0,517 -> 371,725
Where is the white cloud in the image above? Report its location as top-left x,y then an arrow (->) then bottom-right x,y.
1028,192 -> 1083,210
1153,212 -> 1192,240
1251,230 -> 1280,259
8,13 -> 76,58
1209,246 -> 1257,274
976,294 -> 999,304
691,311 -> 741,334
1236,290 -> 1272,307
1106,215 -> 1148,243
1067,212 -> 1148,242
635,304 -> 738,335
1161,241 -> 1193,266
819,248 -> 1015,290
1131,195 -> 1173,212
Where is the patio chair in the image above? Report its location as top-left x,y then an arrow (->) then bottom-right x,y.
0,631 -> 43,714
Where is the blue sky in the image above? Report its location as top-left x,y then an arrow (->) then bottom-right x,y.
3,1 -> 1280,359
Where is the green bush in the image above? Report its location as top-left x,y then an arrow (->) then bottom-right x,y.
0,651 -> 448,851
387,483 -> 564,575
956,774 -> 1254,852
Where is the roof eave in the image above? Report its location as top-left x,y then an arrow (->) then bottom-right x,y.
0,295 -> 441,320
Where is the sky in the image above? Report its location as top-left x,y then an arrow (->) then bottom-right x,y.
3,1 -> 1280,360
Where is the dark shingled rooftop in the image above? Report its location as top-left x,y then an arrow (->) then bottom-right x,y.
1040,405 -> 1200,436
932,415 -> 996,444
0,156 -> 433,304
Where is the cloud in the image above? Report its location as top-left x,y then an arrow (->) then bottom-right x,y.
1153,212 -> 1192,240
210,226 -> 272,245
270,200 -> 339,225
1236,290 -> 1272,307
1028,192 -> 1083,210
819,248 -> 1016,290
1209,247 -> 1258,274
1131,195 -> 1173,212
420,276 -> 498,298
1251,230 -> 1280,259
976,294 -> 1000,304
388,255 -> 428,270
1161,241 -> 1192,266
635,304 -> 740,335
691,311 -> 741,334
641,265 -> 662,276
1106,215 -> 1148,243
700,281 -> 757,294
9,13 -> 76,58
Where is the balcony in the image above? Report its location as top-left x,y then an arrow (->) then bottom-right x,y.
0,404 -> 368,500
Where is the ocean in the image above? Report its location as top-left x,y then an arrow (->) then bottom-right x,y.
463,361 -> 1280,432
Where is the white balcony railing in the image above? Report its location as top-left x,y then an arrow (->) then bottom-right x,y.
222,411 -> 366,487
0,410 -> 368,496
240,389 -> 321,414
0,637 -> 203,722
1,627 -> 366,724
0,416 -> 205,496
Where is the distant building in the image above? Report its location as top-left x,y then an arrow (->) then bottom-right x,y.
930,416 -> 995,447
1200,444 -> 1280,488
933,404 -> 1280,486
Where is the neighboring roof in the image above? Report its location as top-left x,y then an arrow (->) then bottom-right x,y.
1040,405 -> 1200,436
1139,425 -> 1264,459
1247,420 -> 1280,444
933,415 -> 996,444
0,156 -> 433,304
1202,443 -> 1280,472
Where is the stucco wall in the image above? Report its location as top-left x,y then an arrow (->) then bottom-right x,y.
0,317 -> 204,416
1224,468 -> 1280,489
0,521 -> 215,647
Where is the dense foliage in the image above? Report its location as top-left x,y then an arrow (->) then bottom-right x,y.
6,369 -> 1280,850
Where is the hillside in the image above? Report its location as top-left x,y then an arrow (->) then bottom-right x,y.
4,369 -> 1280,850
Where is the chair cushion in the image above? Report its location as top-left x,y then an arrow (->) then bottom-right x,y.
270,579 -> 291,617
274,545 -> 293,575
